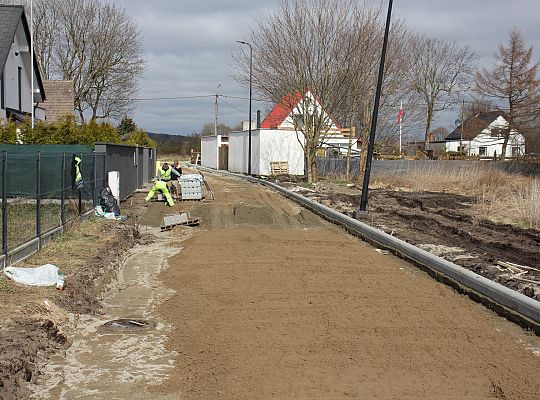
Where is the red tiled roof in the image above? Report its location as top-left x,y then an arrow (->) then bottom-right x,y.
260,90 -> 343,130
259,92 -> 303,129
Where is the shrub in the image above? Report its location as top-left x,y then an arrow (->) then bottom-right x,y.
0,119 -> 17,143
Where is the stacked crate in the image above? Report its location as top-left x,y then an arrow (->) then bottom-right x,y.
179,174 -> 204,200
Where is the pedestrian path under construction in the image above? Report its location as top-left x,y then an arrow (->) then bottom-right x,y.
154,172 -> 540,399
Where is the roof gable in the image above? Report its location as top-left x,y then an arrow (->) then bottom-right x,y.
0,5 -> 23,77
260,90 -> 341,131
260,92 -> 303,129
446,111 -> 507,141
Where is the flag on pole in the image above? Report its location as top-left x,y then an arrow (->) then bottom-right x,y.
397,104 -> 405,124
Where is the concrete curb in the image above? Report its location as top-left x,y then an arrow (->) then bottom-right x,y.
193,165 -> 540,332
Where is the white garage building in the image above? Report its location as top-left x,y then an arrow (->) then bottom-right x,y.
201,90 -> 358,176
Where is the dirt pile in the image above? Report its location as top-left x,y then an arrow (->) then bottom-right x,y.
54,222 -> 143,314
0,319 -> 67,400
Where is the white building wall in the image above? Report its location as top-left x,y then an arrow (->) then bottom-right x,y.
259,129 -> 305,175
446,140 -> 463,153
321,135 -> 360,154
1,20 -> 44,119
228,130 -> 261,174
446,116 -> 525,157
4,22 -> 31,113
446,134 -> 525,157
201,136 -> 219,169
469,132 -> 525,158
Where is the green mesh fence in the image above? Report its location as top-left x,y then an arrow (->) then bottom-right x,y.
0,143 -> 154,259
0,149 -> 106,253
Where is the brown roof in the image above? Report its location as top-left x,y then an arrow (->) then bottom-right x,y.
42,80 -> 74,123
446,111 -> 506,141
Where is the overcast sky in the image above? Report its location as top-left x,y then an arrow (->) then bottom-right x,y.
112,0 -> 540,136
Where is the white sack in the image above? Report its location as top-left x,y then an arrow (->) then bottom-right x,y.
4,264 -> 60,286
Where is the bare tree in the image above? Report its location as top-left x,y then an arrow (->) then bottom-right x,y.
409,36 -> 477,148
10,0 -> 145,121
235,0 -> 423,181
430,126 -> 449,141
56,0 -> 145,121
475,29 -> 540,160
463,97 -> 493,119
235,0 -> 362,182
345,8 -> 423,174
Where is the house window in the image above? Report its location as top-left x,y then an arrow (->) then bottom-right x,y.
512,147 -> 520,157
478,147 -> 487,156
17,66 -> 22,111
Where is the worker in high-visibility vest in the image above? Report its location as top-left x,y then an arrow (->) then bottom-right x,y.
157,162 -> 181,182
73,155 -> 84,190
158,162 -> 181,198
146,162 -> 180,206
145,180 -> 175,206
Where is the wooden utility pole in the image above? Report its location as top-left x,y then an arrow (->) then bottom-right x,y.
214,84 -> 221,136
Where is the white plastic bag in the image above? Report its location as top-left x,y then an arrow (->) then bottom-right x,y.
4,264 -> 61,286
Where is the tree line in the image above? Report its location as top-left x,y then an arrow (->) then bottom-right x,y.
234,0 -> 540,181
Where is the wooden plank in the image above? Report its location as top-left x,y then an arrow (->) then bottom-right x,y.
270,161 -> 289,175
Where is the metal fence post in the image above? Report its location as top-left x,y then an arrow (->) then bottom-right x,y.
78,153 -> 82,216
36,152 -> 41,246
104,150 -> 108,186
93,153 -> 97,207
61,153 -> 65,225
2,151 -> 7,255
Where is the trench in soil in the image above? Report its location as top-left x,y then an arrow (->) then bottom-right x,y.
29,226 -> 186,399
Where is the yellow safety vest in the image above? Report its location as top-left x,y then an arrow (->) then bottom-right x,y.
159,167 -> 172,181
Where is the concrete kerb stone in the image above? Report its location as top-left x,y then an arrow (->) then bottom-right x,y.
191,164 -> 540,333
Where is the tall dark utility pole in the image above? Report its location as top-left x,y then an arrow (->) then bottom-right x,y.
358,0 -> 393,213
236,41 -> 253,175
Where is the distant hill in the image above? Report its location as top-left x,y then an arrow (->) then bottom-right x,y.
147,132 -> 200,156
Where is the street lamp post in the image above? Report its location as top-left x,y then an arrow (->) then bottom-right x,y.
236,41 -> 252,175
30,0 -> 34,128
357,0 -> 393,213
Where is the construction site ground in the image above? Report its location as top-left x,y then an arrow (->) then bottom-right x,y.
1,170 -> 539,399
275,180 -> 540,301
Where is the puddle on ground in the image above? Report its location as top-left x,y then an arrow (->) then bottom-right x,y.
30,227 -> 190,399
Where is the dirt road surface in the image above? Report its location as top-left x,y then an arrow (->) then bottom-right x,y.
276,182 -> 540,301
153,173 -> 540,399
32,171 -> 540,399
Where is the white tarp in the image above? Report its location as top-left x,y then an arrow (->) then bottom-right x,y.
3,264 -> 61,286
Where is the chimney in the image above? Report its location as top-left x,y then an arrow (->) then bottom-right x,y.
256,110 -> 261,129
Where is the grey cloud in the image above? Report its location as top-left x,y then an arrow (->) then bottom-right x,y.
110,0 -> 540,134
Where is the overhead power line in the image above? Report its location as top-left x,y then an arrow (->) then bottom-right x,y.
133,94 -> 214,101
220,98 -> 256,117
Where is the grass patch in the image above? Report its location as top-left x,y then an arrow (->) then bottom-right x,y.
0,217 -> 116,317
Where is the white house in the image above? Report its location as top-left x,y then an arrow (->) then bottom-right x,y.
0,5 -> 46,123
201,90 -> 359,175
445,112 -> 525,158
259,90 -> 360,155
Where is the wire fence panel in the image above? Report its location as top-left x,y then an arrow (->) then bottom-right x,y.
316,158 -> 540,179
40,154 -> 63,234
0,144 -> 155,267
